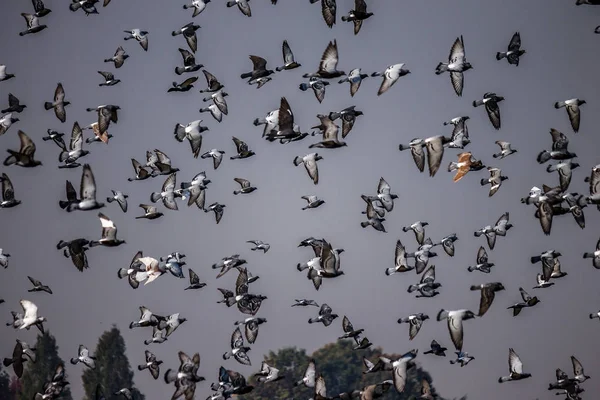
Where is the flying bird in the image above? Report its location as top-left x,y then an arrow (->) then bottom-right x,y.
70,345 -> 96,369
498,348 -> 531,383
555,98 -> 586,133
2,94 -> 27,114
435,35 -> 473,96
19,13 -> 47,36
27,276 -> 52,294
473,92 -> 504,130
371,64 -> 410,96
226,0 -> 251,17
104,46 -> 129,68
4,130 -> 42,168
436,309 -> 476,351
172,22 -> 201,53
397,313 -> 429,340
183,0 -> 211,17
480,167 -> 508,197
303,40 -> 346,79
496,32 -> 526,66
470,282 -> 506,317
310,0 -> 336,28
341,0 -> 373,35
124,29 -> 149,51
89,213 -> 126,247
276,40 -> 301,71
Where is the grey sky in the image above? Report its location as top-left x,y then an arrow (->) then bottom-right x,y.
1,0 -> 600,399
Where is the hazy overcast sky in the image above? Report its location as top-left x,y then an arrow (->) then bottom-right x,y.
2,1 -> 600,399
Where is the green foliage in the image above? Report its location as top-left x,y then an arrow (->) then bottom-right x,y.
0,366 -> 11,400
239,340 -> 446,400
18,332 -> 73,400
81,325 -> 145,400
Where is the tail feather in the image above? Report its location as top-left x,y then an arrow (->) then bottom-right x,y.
407,285 -> 417,293
360,222 -> 369,228
530,255 -> 541,264
118,268 -> 129,279
150,192 -> 162,203
3,358 -> 13,367
385,267 -> 396,276
175,67 -> 185,75
69,2 -> 81,11
480,179 -> 487,186
44,102 -> 54,110
435,62 -> 447,75
59,200 -> 70,210
496,52 -> 505,60
469,285 -> 479,291
467,266 -> 474,272
436,309 -> 448,321
240,72 -> 252,79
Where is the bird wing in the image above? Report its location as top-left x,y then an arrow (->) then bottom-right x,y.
409,318 -> 422,340
476,246 -> 488,264
20,300 -> 37,319
447,316 -> 464,351
54,83 -> 65,102
478,287 -> 496,316
188,268 -> 199,285
180,76 -> 198,87
232,136 -> 247,153
245,319 -> 259,344
342,315 -> 354,333
395,240 -> 408,268
282,40 -> 295,64
392,362 -> 408,393
162,173 -> 177,192
450,72 -> 464,96
538,201 -> 553,235
249,55 -> 267,71
321,0 -> 336,28
508,32 -> 521,52
410,144 -> 425,172
519,287 -> 531,302
304,156 -> 319,184
278,97 -> 294,131
80,164 -> 97,201
421,265 -> 435,284
18,130 -> 36,157
377,177 -> 391,194
485,100 -> 501,130
319,40 -> 339,73
154,149 -> 172,166
508,348 -> 523,374
70,122 -> 83,151
231,327 -> 244,349
98,213 -> 117,241
425,136 -> 445,177
549,128 -> 569,151
571,356 -> 585,376
449,36 -> 465,63
566,104 -> 581,132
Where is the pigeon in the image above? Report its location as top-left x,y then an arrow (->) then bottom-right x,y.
295,359 -> 316,387
70,345 -> 96,369
0,173 -> 21,209
175,48 -> 203,76
391,350 -> 418,394
309,114 -> 346,148
199,70 -> 224,93
424,135 -> 452,177
496,32 -> 526,66
4,130 -> 42,167
234,317 -> 267,344
230,137 -> 255,160
226,0 -> 251,16
124,29 -> 149,51
531,250 -> 562,281
103,46 -> 129,68
128,159 -> 155,182
301,195 -> 325,210
0,249 -> 10,269
303,40 -> 345,79
130,306 -> 160,329
106,190 -> 128,213
435,35 -> 473,96
223,327 -> 252,365
398,138 -> 426,173
371,64 -> 410,96
1,94 -> 26,114
0,65 -> 15,83
97,71 -> 120,86
43,83 -> 70,123
168,77 -> 199,93
69,0 -> 100,15
183,0 -> 210,17
385,240 -> 414,276
507,287 -> 540,316
498,348 -> 531,382
310,0 -> 336,28
253,361 -> 284,383
83,121 -> 111,144
138,350 -> 163,380
493,141 -> 517,159
423,340 -> 447,357
407,265 -> 441,298
156,313 -> 187,337
532,273 -> 554,290
480,167 -> 508,197
402,221 -> 429,246
470,282 -> 506,317
328,106 -> 363,138
56,122 -> 89,169
56,238 -> 90,272
66,164 -> 104,211
308,303 -> 339,326
205,202 -> 226,224
436,309 -> 476,351
583,238 -> 600,269
233,178 -> 257,195
247,240 -> 270,253
365,177 -> 398,212
16,300 -> 46,332
360,200 -> 386,233
570,356 -> 591,383
276,40 -> 301,71
213,255 -> 247,279
360,196 -> 386,219
150,173 -> 178,211
435,233 -> 458,257
2,339 -> 35,378
114,389 -> 133,400
85,104 -> 120,135
292,299 -> 319,307
200,149 -> 225,170
174,120 -> 208,158
397,313 -> 429,340
362,357 -> 393,374
338,315 -> 364,340
172,22 -> 201,53
19,13 -> 47,36
555,98 -> 586,133
27,276 -> 52,294
89,213 -> 126,247
241,55 -> 274,82
294,153 -> 323,184
537,128 -> 577,164
450,351 -> 475,367
199,104 -> 223,122
341,0 -> 373,35
0,113 -> 19,136
447,118 -> 471,149
406,237 -> 437,274
473,92 -> 504,130
338,68 -> 368,97
202,90 -> 229,115
183,269 -> 206,290
467,246 -> 495,273
299,76 -> 330,103
547,159 -> 580,191
474,212 -> 512,250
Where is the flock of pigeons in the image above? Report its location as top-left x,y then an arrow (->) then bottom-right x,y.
2,0 -> 600,400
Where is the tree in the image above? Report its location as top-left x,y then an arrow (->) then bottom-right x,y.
81,325 -> 145,400
0,366 -> 11,400
240,340 -> 449,400
18,332 -> 73,400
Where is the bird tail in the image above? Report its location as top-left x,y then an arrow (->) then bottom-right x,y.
175,66 -> 186,75
474,231 -> 482,237
360,222 -> 369,228
150,192 -> 162,203
171,31 -> 180,36
298,83 -> 309,91
341,15 -> 348,22
117,268 -> 130,279
371,72 -> 382,77
44,102 -> 54,110
407,285 -> 417,293
293,156 -> 303,166
536,150 -> 551,164
472,99 -> 484,107
70,358 -> 79,365
58,151 -> 70,163
308,318 -> 318,324
180,182 -> 191,189
106,197 -> 115,204
467,266 -> 474,272
164,369 -> 178,383
143,339 -> 152,345
583,253 -> 594,259
225,297 -> 237,307
554,101 -> 565,109
447,161 -> 458,172
435,62 -> 447,75
530,255 -> 541,264
58,200 -> 70,210
492,153 -> 500,158
480,179 -> 487,186
226,0 -> 237,7
222,352 -> 231,360
253,117 -> 265,126
137,364 -> 147,371
2,358 -> 13,367
546,163 -> 557,173
240,72 -> 252,79
385,267 -> 396,276
469,285 -> 479,291
69,2 -> 81,11
436,309 -> 449,321
590,313 -> 598,319
496,52 -> 506,60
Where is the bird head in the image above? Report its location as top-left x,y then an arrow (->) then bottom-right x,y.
180,318 -> 188,323
315,154 -> 323,161
355,110 -> 364,116
421,314 -> 430,320
580,100 -> 587,105
11,118 -> 19,123
463,62 -> 473,71
463,311 -> 476,320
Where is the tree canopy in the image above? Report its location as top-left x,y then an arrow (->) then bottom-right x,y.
18,332 -> 73,400
239,339 -> 465,400
81,325 -> 145,400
